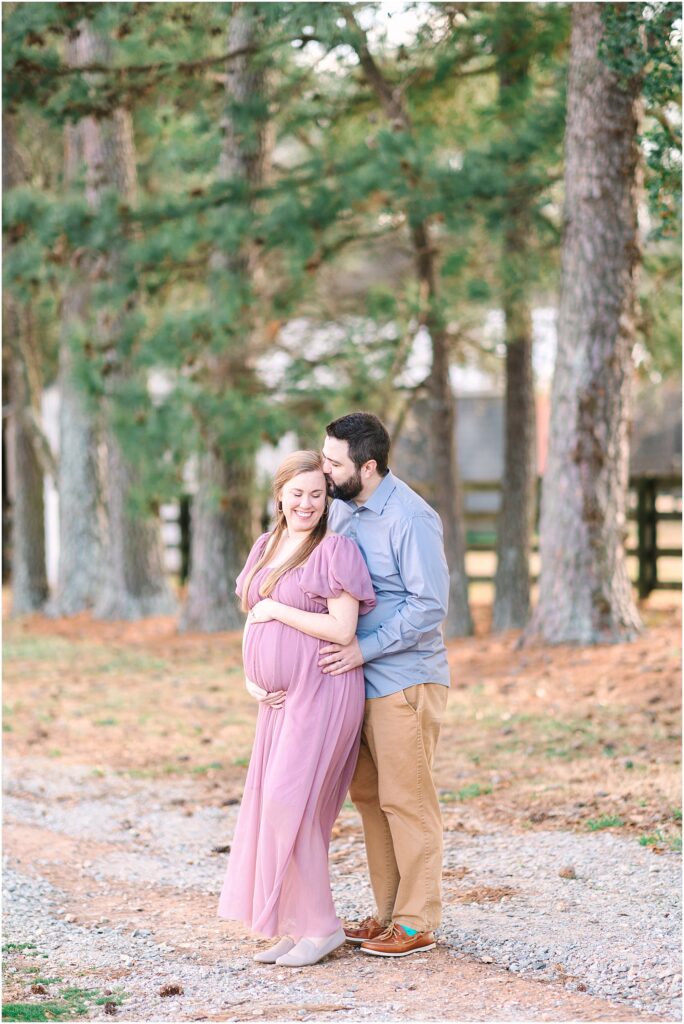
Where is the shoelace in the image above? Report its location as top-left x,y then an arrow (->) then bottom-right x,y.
376,923 -> 406,942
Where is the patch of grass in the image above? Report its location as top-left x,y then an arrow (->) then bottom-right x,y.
441,783 -> 493,803
93,650 -> 169,674
544,746 -> 574,760
672,807 -> 682,822
586,816 -> 625,831
93,991 -> 125,1007
58,989 -> 98,1002
2,944 -> 36,955
221,715 -> 252,727
3,1003 -> 60,1021
191,762 -> 223,774
1,982 -> 123,1021
93,718 -> 118,727
232,756 -> 250,768
639,830 -> 682,852
47,750 -> 62,759
2,994 -> 90,1021
2,638 -> 74,662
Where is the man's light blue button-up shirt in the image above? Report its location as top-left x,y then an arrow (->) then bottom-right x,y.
327,470 -> 450,699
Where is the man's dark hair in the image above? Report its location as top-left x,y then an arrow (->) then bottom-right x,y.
326,412 -> 391,475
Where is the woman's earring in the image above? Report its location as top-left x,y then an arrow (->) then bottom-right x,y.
277,502 -> 283,512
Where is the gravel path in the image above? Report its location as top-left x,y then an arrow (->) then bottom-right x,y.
3,756 -> 681,1021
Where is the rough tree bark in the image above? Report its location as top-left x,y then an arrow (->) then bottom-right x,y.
524,3 -> 642,644
181,2 -> 269,632
3,114 -> 49,613
492,6 -> 536,632
5,306 -> 49,614
52,108 -> 103,616
344,8 -> 473,638
74,21 -> 173,620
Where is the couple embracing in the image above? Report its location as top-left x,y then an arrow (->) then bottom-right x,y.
218,412 -> 450,967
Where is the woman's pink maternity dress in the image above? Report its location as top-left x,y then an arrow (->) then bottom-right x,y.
217,532 -> 376,938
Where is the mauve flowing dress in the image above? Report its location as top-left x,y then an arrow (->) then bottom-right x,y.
217,532 -> 376,938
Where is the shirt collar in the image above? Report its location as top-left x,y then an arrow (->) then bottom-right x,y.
355,469 -> 397,515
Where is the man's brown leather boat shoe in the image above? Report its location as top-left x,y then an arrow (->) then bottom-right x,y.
343,916 -> 387,944
360,922 -> 436,957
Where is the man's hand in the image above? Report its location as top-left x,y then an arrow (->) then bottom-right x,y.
318,637 -> 364,676
245,677 -> 286,709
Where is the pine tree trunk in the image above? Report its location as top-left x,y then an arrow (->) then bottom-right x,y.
413,225 -> 473,638
3,114 -> 48,613
6,305 -> 49,613
2,381 -> 11,583
53,117 -> 103,615
492,297 -> 535,631
525,3 -> 642,644
96,437 -> 174,619
493,11 -> 536,632
345,10 -> 473,637
72,21 -> 173,620
182,454 -> 254,631
181,2 -> 268,632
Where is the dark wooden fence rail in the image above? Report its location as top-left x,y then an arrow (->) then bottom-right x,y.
171,474 -> 681,596
461,474 -> 681,595
631,474 -> 682,598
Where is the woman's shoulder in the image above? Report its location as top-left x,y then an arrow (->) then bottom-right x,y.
317,532 -> 363,558
248,531 -> 274,561
251,530 -> 273,550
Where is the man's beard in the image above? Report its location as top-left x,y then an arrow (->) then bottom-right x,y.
327,468 -> 363,502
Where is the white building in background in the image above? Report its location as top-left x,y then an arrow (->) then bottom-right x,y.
38,309 -> 557,586
39,307 -> 679,586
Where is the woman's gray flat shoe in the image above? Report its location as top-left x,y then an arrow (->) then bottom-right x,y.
253,936 -> 296,963
275,926 -> 345,967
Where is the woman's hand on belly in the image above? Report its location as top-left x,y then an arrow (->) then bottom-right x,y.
245,677 -> 286,709
248,599 -> 276,623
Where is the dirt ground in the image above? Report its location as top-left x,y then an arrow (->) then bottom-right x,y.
2,595 -> 681,1022
4,598 -> 681,841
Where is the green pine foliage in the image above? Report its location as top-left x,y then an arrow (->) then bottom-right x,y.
3,1 -> 681,518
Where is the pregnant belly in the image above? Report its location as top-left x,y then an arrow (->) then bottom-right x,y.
243,621 -> 315,692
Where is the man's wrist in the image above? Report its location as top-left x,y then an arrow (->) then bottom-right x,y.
358,633 -> 382,662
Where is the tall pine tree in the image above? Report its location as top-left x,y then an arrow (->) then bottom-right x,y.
526,3 -> 643,644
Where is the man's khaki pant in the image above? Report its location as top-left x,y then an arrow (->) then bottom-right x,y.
349,683 -> 449,932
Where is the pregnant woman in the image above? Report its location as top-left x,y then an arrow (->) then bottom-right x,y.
218,450 -> 375,967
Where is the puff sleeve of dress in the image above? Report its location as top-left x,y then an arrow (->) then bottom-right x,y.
298,534 -> 376,615
235,532 -> 272,600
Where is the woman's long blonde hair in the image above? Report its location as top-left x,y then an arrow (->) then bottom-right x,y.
240,450 -> 329,611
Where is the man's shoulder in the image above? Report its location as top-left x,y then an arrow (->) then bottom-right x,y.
328,498 -> 351,519
386,474 -> 440,522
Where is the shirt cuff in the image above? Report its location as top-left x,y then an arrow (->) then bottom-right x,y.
358,632 -> 383,662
